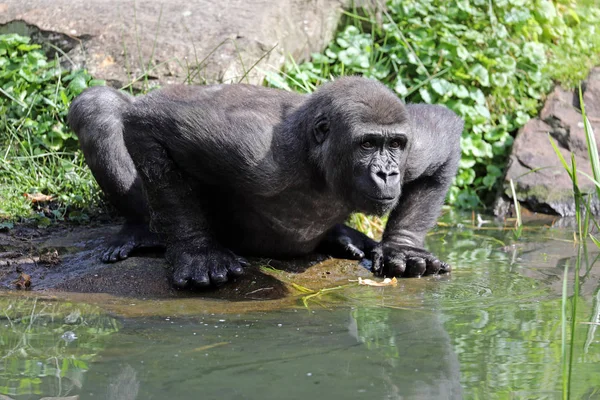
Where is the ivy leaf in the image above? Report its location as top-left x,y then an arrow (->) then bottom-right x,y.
491,72 -> 508,87
419,87 -> 432,103
453,85 -> 469,99
430,78 -> 453,95
474,104 -> 491,120
67,74 -> 88,95
394,79 -> 408,96
468,64 -> 490,86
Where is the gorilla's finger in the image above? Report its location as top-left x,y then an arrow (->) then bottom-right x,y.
172,265 -> 194,289
439,261 -> 451,273
385,255 -> 406,277
229,260 -> 246,277
404,257 -> 426,277
371,249 -> 384,274
101,247 -> 114,263
236,257 -> 251,268
208,262 -> 229,285
425,258 -> 442,275
108,248 -> 120,263
118,242 -> 135,260
345,243 -> 365,260
190,266 -> 211,288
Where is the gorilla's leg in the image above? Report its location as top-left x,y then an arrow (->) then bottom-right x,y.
317,224 -> 377,260
68,87 -> 162,262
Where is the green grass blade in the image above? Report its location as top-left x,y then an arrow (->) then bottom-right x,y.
591,234 -> 600,250
568,246 -> 582,400
579,85 -> 600,200
509,179 -> 522,227
549,135 -> 573,179
561,259 -> 570,400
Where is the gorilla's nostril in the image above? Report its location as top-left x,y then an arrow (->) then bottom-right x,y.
376,171 -> 388,181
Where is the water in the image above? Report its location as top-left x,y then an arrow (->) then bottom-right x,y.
1,215 -> 600,399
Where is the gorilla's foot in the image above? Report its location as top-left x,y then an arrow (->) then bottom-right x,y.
166,241 -> 247,289
370,243 -> 450,278
101,222 -> 164,263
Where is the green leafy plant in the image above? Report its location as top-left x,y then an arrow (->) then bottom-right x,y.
0,34 -> 104,221
268,0 -> 600,210
548,91 -> 599,400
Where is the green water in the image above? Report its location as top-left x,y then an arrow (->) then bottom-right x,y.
1,217 -> 600,399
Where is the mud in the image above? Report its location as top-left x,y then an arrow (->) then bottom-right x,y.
0,222 -> 372,303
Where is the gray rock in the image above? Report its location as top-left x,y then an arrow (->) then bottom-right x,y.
583,67 -> 600,119
497,68 -> 600,216
0,0 -> 348,87
0,223 -> 334,300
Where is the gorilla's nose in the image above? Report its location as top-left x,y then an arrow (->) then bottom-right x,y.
372,168 -> 400,187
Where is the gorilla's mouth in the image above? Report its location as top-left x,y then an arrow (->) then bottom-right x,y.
364,193 -> 397,203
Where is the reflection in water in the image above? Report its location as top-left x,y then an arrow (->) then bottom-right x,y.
76,307 -> 462,400
1,219 -> 600,399
0,298 -> 119,399
349,307 -> 463,399
107,365 -> 140,400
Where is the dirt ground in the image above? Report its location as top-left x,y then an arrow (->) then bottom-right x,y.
0,221 -> 370,301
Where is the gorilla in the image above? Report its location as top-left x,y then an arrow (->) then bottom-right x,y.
68,77 -> 463,288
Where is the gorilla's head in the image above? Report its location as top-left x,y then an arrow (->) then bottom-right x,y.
306,77 -> 411,215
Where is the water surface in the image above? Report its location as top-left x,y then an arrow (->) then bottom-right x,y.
1,215 -> 599,399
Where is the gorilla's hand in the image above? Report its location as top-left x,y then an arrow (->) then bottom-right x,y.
317,224 -> 377,260
370,243 -> 450,278
166,241 -> 247,288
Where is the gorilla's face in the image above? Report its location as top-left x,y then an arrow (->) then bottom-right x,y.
349,123 -> 409,215
307,77 -> 411,215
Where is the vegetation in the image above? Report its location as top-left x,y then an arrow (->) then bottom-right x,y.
267,0 -> 600,209
1,1 -> 599,223
547,91 -> 600,399
0,34 -> 104,223
0,297 -> 118,397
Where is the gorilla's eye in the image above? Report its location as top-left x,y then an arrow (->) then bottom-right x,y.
361,140 -> 374,149
389,140 -> 401,149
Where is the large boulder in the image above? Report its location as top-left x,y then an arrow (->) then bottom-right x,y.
496,67 -> 600,217
0,0 -> 349,87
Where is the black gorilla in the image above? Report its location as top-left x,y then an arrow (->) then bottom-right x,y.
68,77 -> 463,288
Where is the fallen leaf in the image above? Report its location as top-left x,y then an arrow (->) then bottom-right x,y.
351,277 -> 398,287
13,272 -> 31,290
192,342 -> 230,352
24,193 -> 54,203
99,55 -> 115,69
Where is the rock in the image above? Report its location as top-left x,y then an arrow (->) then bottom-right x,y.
0,223 -> 367,301
583,67 -> 600,119
0,0 -> 348,87
497,68 -> 600,217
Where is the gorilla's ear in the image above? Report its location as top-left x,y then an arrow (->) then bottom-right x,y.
313,116 -> 329,144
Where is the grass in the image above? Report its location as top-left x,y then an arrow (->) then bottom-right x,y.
509,178 -> 523,240
3,1 -> 600,226
549,90 -> 600,400
0,34 -> 105,222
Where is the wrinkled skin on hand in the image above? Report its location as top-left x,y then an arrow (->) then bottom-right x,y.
370,243 -> 450,278
166,241 -> 247,289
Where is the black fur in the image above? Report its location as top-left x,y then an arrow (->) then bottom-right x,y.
68,77 -> 463,288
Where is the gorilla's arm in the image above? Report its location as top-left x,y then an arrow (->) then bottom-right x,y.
123,120 -> 248,288
372,104 -> 463,277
